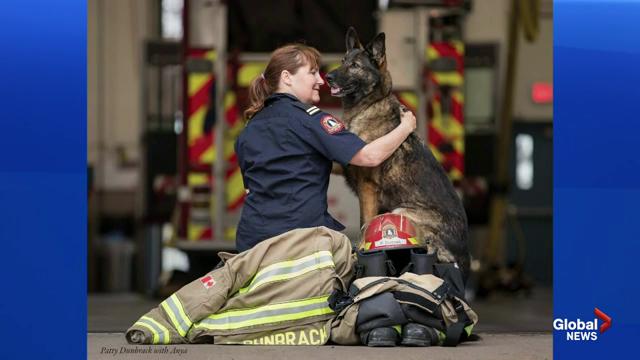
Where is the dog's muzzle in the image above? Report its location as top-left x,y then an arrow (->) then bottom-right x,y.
326,72 -> 345,97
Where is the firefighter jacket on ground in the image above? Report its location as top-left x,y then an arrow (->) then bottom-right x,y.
329,271 -> 478,347
126,226 -> 355,345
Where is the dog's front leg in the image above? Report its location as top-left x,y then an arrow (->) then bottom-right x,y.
358,181 -> 379,226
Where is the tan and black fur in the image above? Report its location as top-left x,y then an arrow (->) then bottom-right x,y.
327,27 -> 470,278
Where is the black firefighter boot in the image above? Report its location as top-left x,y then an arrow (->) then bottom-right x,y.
360,327 -> 400,347
400,323 -> 439,347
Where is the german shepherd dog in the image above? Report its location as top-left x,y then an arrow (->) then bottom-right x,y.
326,28 -> 470,278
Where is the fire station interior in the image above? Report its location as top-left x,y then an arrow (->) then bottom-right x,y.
88,0 -> 553,335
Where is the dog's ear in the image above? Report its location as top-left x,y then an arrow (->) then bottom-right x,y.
365,33 -> 386,66
346,27 -> 363,51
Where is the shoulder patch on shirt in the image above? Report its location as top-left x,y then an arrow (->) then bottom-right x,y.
320,115 -> 345,134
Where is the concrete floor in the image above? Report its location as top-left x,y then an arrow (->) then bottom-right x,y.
89,332 -> 551,360
88,287 -> 552,359
88,288 -> 553,333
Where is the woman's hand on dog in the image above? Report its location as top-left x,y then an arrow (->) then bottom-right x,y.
348,106 -> 417,167
399,106 -> 417,133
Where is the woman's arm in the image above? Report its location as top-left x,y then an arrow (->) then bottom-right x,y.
349,109 -> 417,167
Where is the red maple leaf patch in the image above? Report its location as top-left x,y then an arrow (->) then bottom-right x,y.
200,275 -> 216,289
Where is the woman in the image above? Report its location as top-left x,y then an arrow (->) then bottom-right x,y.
234,43 -> 416,252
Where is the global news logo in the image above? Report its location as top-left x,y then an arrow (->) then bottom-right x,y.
554,308 -> 611,341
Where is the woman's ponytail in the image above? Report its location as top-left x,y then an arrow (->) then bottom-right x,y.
244,74 -> 272,120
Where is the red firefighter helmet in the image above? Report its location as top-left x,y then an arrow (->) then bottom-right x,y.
357,213 -> 425,252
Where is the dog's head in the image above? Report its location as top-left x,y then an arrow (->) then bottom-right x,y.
326,27 -> 388,105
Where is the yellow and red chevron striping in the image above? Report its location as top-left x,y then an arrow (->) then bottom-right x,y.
429,42 -> 464,71
188,77 -> 213,117
184,52 -> 246,241
426,41 -> 465,181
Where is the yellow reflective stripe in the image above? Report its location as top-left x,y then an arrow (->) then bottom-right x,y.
407,237 -> 419,245
160,301 -> 181,335
239,260 -> 334,295
464,324 -> 474,336
195,295 -> 333,331
160,294 -> 192,337
140,316 -> 170,344
392,325 -> 402,335
437,329 -> 446,345
254,251 -> 333,278
134,321 -> 160,344
238,251 -> 334,294
144,316 -> 171,344
171,295 -> 193,332
240,251 -> 331,290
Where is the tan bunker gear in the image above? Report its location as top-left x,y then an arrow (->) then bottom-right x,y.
126,226 -> 355,345
330,272 -> 478,346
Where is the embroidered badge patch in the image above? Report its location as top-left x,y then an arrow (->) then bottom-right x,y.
200,275 -> 216,289
320,115 -> 344,134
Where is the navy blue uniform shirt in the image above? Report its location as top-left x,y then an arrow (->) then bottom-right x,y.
234,93 -> 366,252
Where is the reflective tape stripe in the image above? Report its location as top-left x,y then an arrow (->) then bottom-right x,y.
464,324 -> 474,336
239,251 -> 334,294
306,106 -> 320,115
195,296 -> 334,331
437,329 -> 446,345
161,294 -> 193,337
134,322 -> 159,343
137,316 -> 170,344
140,316 -> 170,344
